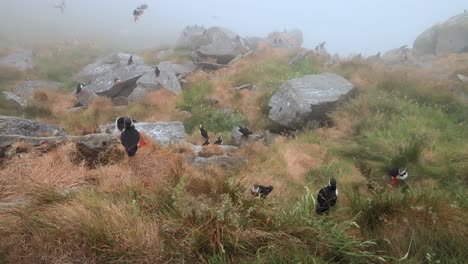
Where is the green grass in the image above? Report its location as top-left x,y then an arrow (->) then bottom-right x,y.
177,80 -> 246,133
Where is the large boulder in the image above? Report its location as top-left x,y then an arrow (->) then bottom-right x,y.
268,73 -> 355,129
178,26 -> 250,67
84,65 -> 150,97
266,29 -> 303,49
176,25 -> 207,49
132,61 -> 198,98
98,121 -> 186,147
0,115 -> 65,137
0,50 -> 33,71
1,91 -> 27,108
12,80 -> 63,100
73,53 -> 145,85
413,13 -> 468,56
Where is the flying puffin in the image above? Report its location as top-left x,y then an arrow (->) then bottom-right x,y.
127,55 -> 133,66
120,117 -> 141,157
214,136 -> 223,145
251,185 -> 273,198
239,126 -> 252,137
388,168 -> 408,185
199,124 -> 209,140
154,66 -> 160,77
133,4 -> 148,22
316,177 -> 338,215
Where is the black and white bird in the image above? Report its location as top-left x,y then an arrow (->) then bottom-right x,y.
202,138 -> 211,146
214,136 -> 223,145
238,126 -> 252,137
76,83 -> 83,94
133,4 -> 148,22
114,116 -> 136,135
388,167 -> 408,185
154,66 -> 160,77
120,117 -> 141,157
127,55 -> 133,66
316,177 -> 338,215
251,185 -> 273,198
199,124 -> 209,139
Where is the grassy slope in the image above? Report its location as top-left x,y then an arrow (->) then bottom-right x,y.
0,45 -> 467,263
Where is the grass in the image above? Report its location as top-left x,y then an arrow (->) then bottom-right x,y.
1,45 -> 468,263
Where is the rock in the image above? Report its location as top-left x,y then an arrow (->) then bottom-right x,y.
84,64 -> 150,97
75,89 -> 98,107
12,80 -> 63,100
457,74 -> 468,82
186,155 -> 244,169
1,91 -> 27,107
98,121 -> 186,147
230,127 -> 265,146
0,115 -> 65,137
234,84 -> 256,91
74,53 -> 145,85
413,13 -> 468,56
266,29 -> 303,49
176,25 -> 207,49
134,61 -> 198,95
190,144 -> 238,156
0,50 -> 33,71
382,46 -> 412,64
268,73 -> 355,129
181,26 -> 250,66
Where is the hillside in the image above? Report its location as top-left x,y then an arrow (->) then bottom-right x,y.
1,27 -> 468,263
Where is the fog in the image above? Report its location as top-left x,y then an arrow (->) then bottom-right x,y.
0,0 -> 466,55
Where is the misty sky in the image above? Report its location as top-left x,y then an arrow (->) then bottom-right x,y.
0,0 -> 466,55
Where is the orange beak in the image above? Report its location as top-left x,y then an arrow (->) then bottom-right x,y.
138,141 -> 147,147
391,178 -> 399,185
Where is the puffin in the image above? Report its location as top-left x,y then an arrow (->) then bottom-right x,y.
199,124 -> 209,140
127,55 -> 133,66
251,185 -> 273,198
154,66 -> 160,77
202,138 -> 210,146
120,117 -> 141,157
388,168 -> 408,186
76,83 -> 83,94
238,126 -> 252,137
316,177 -> 338,214
214,136 -> 223,145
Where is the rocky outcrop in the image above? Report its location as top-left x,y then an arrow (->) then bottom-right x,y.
177,26 -> 250,68
1,91 -> 27,108
12,80 -> 63,100
268,73 -> 355,129
83,65 -> 149,97
0,50 -> 33,71
73,53 -> 144,85
266,29 -> 303,49
132,61 -> 198,98
413,13 -> 468,56
382,46 -> 412,64
176,25 -> 207,49
0,115 -> 65,137
98,121 -> 186,147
